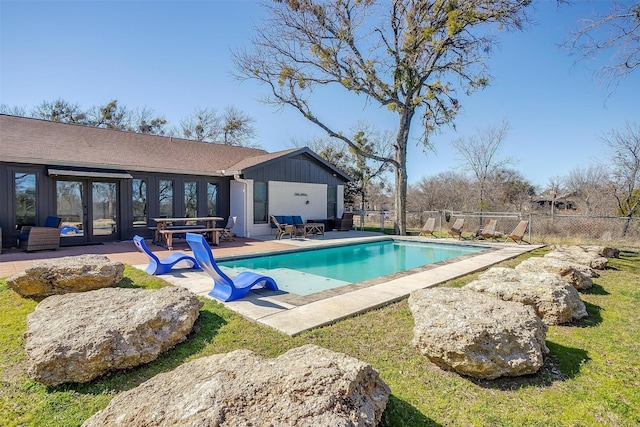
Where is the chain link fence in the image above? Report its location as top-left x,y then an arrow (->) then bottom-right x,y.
351,209 -> 640,249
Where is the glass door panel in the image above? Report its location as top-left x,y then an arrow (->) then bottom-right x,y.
92,182 -> 117,237
56,181 -> 85,238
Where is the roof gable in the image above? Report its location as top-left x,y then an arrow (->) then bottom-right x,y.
228,147 -> 352,181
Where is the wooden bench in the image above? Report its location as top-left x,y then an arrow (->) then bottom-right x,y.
158,227 -> 221,250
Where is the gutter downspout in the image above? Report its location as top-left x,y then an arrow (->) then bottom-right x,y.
234,174 -> 250,238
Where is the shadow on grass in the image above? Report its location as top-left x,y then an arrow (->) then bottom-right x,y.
468,341 -> 588,390
115,277 -> 139,288
52,309 -> 227,395
574,301 -> 604,327
585,283 -> 609,296
546,341 -> 590,378
380,394 -> 442,427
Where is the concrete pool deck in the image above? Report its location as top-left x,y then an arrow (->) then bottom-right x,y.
153,233 -> 543,336
0,231 -> 542,336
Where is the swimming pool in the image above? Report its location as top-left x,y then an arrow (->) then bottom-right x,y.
219,239 -> 485,296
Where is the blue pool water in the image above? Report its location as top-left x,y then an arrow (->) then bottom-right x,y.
218,240 -> 485,296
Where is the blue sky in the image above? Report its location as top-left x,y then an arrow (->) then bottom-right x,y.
1,0 -> 638,189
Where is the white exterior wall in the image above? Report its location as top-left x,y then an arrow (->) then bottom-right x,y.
230,179 -> 345,237
230,179 -> 249,237
269,181 -> 328,220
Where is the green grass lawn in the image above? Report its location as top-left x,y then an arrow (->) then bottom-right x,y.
1,251 -> 639,426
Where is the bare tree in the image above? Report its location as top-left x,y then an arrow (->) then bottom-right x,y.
180,107 -> 222,142
221,105 -> 259,148
543,176 -> 566,220
410,171 -> 474,213
566,1 -> 640,85
451,121 -> 513,213
493,167 -> 536,212
31,98 -> 89,124
133,107 -> 168,135
87,100 -> 130,130
234,0 -> 530,234
0,104 -> 28,116
563,164 -> 612,215
179,106 -> 259,147
602,122 -> 640,235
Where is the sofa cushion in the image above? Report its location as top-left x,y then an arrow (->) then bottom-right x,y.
44,216 -> 62,228
282,216 -> 294,225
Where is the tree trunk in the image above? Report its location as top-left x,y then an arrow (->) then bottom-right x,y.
622,215 -> 631,237
394,109 -> 413,235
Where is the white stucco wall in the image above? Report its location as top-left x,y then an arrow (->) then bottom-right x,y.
229,179 -> 248,237
269,181 -> 328,220
230,179 -> 346,237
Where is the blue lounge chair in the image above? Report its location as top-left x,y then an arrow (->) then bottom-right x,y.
186,233 -> 278,302
133,235 -> 199,275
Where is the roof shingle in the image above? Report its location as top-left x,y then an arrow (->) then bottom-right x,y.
0,114 -> 269,176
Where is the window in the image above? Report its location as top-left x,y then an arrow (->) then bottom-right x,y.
253,181 -> 267,224
184,181 -> 197,217
158,179 -> 173,217
327,185 -> 337,219
207,183 -> 218,216
132,179 -> 147,227
14,172 -> 36,227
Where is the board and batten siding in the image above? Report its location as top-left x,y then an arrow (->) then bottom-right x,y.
243,154 -> 344,186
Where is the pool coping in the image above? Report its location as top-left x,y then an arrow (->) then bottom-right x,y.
152,236 -> 543,336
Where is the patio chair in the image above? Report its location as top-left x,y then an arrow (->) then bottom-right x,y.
18,216 -> 62,252
219,216 -> 237,242
447,218 -> 465,239
335,212 -> 354,231
133,235 -> 199,275
186,233 -> 278,302
477,219 -> 498,240
270,215 -> 296,239
504,220 -> 530,244
419,218 -> 437,237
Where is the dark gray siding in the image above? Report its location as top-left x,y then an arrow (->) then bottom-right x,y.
243,154 -> 346,185
0,161 -> 231,249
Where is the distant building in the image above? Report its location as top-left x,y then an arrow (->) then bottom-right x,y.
531,191 -> 578,212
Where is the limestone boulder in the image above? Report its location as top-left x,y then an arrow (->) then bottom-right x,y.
409,288 -> 548,380
580,245 -> 620,259
466,267 -> 588,325
546,245 -> 608,270
24,286 -> 203,386
515,257 -> 594,291
7,255 -> 124,298
82,344 -> 390,427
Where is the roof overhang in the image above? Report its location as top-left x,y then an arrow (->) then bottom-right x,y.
47,167 -> 133,179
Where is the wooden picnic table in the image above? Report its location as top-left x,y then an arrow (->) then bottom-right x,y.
151,217 -> 223,250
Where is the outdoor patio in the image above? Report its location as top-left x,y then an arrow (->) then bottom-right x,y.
0,230 -> 385,277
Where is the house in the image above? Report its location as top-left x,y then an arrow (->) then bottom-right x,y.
531,191 -> 578,213
0,114 -> 351,250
